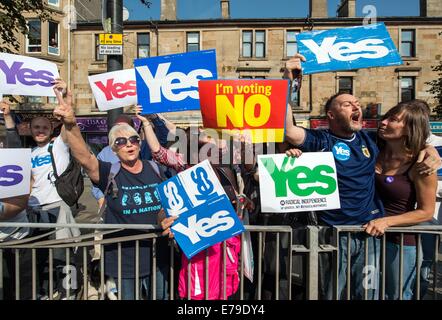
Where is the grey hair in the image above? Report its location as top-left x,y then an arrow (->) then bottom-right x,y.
108,123 -> 139,151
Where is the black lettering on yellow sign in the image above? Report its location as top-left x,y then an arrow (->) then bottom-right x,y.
99,34 -> 123,45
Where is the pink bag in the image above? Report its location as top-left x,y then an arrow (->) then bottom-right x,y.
178,235 -> 241,300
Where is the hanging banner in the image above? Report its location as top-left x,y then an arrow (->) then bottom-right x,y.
199,79 -> 289,143
257,153 -> 340,213
88,69 -> 137,111
0,149 -> 31,199
296,23 -> 403,74
134,50 -> 217,114
156,160 -> 244,259
0,53 -> 60,97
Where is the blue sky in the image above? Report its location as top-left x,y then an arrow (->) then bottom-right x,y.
123,0 -> 420,21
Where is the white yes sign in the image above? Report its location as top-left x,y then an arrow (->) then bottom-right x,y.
300,37 -> 389,64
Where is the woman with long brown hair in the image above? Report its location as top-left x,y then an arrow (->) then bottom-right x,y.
363,100 -> 438,299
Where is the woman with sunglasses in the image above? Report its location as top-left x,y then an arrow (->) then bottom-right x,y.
138,111 -> 250,300
52,89 -> 168,300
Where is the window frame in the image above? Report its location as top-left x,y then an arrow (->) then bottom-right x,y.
400,76 -> 416,102
239,75 -> 267,79
48,20 -> 60,56
186,32 -> 200,52
47,0 -> 60,7
286,30 -> 299,58
400,29 -> 416,58
242,30 -> 253,58
137,32 -> 150,58
26,20 -> 42,54
254,30 -> 266,58
241,30 -> 266,59
338,76 -> 354,95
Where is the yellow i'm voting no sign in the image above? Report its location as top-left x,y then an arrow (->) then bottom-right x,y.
99,34 -> 123,55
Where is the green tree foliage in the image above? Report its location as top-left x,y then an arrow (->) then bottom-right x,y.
0,0 -> 51,53
427,60 -> 442,118
426,32 -> 442,119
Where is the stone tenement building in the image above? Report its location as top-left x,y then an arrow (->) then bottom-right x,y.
72,0 -> 442,123
5,0 -> 442,146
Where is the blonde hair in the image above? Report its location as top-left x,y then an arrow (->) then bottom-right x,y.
108,123 -> 139,152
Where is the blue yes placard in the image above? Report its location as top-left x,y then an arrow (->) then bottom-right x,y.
296,23 -> 403,74
156,160 -> 244,258
134,50 -> 217,114
171,195 -> 244,259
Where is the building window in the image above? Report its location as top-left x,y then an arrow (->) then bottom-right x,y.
242,31 -> 252,58
95,34 -> 105,61
186,32 -> 200,52
242,30 -> 266,58
48,96 -> 58,104
239,75 -> 266,79
400,30 -> 415,57
48,21 -> 60,55
26,20 -> 41,53
255,31 -> 265,58
137,33 -> 150,58
26,96 -> 43,103
286,30 -> 298,58
47,0 -> 60,7
401,77 -> 415,102
338,77 -> 353,94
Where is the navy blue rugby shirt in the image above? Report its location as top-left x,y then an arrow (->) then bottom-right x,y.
298,129 -> 384,226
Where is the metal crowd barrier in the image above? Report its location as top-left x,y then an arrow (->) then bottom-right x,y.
332,225 -> 442,301
1,223 -> 440,300
0,223 -> 292,300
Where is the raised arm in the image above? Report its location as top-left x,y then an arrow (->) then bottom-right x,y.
135,107 -> 186,172
136,107 -> 161,154
53,89 -> 100,184
52,78 -> 69,143
156,113 -> 177,137
1,101 -> 22,148
284,54 -> 307,146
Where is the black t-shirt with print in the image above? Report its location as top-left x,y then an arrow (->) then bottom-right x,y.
96,160 -> 163,278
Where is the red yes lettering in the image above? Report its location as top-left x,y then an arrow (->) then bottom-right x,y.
94,79 -> 137,101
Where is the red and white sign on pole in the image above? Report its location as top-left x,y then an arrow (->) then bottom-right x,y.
88,69 -> 137,111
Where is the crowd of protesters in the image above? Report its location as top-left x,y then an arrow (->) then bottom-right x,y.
0,54 -> 442,301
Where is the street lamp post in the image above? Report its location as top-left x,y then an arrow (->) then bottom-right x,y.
106,0 -> 123,130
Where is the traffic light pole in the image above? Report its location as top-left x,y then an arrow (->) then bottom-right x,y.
106,0 -> 123,130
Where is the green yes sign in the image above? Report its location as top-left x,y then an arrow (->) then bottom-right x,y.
260,156 -> 337,197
